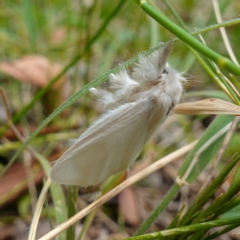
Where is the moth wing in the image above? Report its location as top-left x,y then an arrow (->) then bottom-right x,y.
50,98 -> 160,186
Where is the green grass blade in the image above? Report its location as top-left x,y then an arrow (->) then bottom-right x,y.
21,0 -> 38,51
134,182 -> 181,236
66,186 -> 78,240
178,115 -> 233,182
183,90 -> 231,101
125,217 -> 240,240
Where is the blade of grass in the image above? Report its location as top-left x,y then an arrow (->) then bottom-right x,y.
202,223 -> 240,240
66,186 -> 78,240
183,90 -> 230,101
212,0 -> 239,66
125,217 -> 240,240
21,0 -> 38,51
28,178 -> 52,240
191,18 -> 240,37
178,115 -> 233,181
134,182 -> 181,236
0,132 -> 78,153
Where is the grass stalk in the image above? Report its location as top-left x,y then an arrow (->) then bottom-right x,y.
66,186 -> 78,240
124,217 -> 240,240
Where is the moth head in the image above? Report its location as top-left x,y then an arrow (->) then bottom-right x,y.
132,41 -> 173,86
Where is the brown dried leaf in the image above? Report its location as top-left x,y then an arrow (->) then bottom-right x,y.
174,98 -> 240,115
117,153 -> 154,226
51,27 -> 66,44
0,151 -> 60,207
0,55 -> 65,89
0,161 -> 44,207
118,187 -> 140,226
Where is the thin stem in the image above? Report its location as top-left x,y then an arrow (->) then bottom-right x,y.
28,178 -> 52,240
212,0 -> 239,65
124,217 -> 240,240
134,182 -> 181,236
66,186 -> 79,240
77,210 -> 97,240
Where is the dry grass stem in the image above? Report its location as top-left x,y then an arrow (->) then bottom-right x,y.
28,178 -> 52,240
212,0 -> 239,66
174,98 -> 240,116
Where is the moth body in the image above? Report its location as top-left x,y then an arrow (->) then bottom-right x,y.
50,42 -> 185,186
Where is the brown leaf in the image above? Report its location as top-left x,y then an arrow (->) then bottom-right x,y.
51,27 -> 66,44
118,187 -> 140,226
0,161 -> 44,207
0,151 -> 60,207
0,55 -> 65,89
174,98 -> 240,115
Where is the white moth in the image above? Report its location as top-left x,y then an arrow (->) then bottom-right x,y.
50,41 -> 185,186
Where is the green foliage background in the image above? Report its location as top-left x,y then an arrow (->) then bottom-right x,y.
0,0 -> 240,239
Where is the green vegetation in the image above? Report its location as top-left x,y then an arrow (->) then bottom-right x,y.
0,1 -> 239,239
